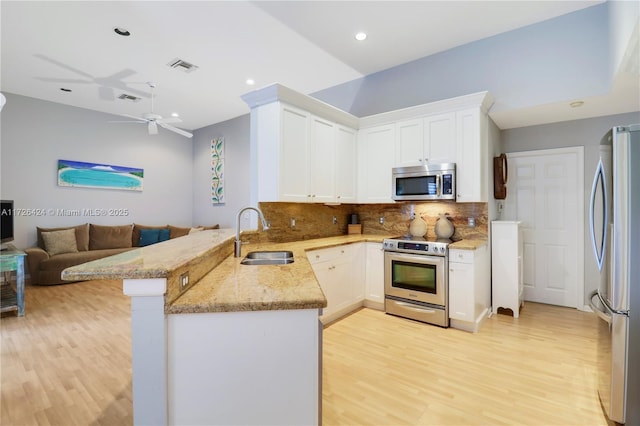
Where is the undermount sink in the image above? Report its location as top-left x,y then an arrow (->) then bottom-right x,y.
240,251 -> 294,265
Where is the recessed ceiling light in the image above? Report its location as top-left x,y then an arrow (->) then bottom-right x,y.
60,88 -> 72,92
171,113 -> 180,118
113,27 -> 131,37
246,79 -> 255,86
355,32 -> 367,41
570,100 -> 584,108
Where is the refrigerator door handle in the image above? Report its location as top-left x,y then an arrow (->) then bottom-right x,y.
589,159 -> 608,271
589,290 -> 612,324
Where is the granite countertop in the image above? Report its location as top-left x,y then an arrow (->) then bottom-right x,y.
167,234 -> 388,314
449,238 -> 487,250
62,229 -> 486,315
61,228 -> 238,281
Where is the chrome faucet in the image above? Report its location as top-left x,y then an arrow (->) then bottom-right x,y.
235,206 -> 270,257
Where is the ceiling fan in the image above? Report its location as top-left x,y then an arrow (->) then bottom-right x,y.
110,82 -> 193,138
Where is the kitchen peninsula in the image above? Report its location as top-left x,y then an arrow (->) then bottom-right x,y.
61,228 -> 388,426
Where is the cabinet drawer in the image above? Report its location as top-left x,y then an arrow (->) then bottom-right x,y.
449,249 -> 474,263
307,244 -> 353,264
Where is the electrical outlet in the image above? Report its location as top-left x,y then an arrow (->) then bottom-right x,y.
290,217 -> 296,229
379,216 -> 384,225
179,272 -> 189,290
468,217 -> 476,227
332,216 -> 337,225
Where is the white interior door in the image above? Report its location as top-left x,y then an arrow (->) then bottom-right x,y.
502,147 -> 584,308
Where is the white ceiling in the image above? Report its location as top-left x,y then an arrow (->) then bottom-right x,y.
2,0 -> 633,133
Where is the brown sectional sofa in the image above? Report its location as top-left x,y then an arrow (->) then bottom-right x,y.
25,223 -> 218,285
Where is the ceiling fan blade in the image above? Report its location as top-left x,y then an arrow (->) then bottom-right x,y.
108,120 -> 145,123
34,54 -> 94,79
148,121 -> 158,135
159,122 -> 193,138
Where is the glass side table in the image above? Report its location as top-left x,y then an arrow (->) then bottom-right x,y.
1,244 -> 26,316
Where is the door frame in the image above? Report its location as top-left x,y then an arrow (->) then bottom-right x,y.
505,146 -> 585,310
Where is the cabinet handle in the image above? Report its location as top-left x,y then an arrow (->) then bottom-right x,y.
418,158 -> 423,162
337,195 -> 341,199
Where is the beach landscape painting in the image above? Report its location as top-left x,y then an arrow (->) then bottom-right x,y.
57,160 -> 144,191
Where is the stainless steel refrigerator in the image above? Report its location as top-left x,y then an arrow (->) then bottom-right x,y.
589,125 -> 639,424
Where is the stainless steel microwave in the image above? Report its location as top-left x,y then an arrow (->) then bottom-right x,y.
392,163 -> 456,201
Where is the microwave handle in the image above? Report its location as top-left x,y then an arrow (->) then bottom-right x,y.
436,174 -> 440,196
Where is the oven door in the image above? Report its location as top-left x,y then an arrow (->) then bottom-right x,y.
384,251 -> 446,306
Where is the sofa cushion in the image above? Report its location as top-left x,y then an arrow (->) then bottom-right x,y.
132,224 -> 170,247
89,224 -> 133,250
37,223 -> 89,251
41,229 -> 79,256
168,225 -> 190,239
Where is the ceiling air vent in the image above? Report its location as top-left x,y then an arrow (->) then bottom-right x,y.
117,93 -> 141,102
167,58 -> 199,73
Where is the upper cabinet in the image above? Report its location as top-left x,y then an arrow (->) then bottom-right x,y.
360,91 -> 494,203
242,85 -> 359,204
395,113 -> 456,167
243,84 -> 494,204
357,124 -> 396,203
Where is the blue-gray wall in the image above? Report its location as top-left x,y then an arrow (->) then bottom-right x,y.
311,3 -> 623,120
0,93 -> 194,248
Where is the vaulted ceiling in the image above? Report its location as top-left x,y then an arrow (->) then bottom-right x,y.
1,1 -> 637,132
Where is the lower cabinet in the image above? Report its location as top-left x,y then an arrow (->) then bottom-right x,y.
307,242 -> 384,324
307,244 -> 364,324
364,242 -> 384,310
448,245 -> 490,333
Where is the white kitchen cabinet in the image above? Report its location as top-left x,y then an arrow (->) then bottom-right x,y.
334,125 -> 357,203
491,221 -> 523,318
280,104 -> 312,202
455,108 -> 488,202
364,242 -> 385,310
309,115 -> 337,203
424,112 -> 456,164
357,124 -> 395,203
448,245 -> 490,333
243,85 -> 359,204
307,244 -> 363,324
394,114 -> 455,167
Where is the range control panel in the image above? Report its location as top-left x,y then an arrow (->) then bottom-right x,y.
382,239 -> 448,256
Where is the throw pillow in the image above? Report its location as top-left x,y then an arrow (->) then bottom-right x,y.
89,224 -> 133,250
37,223 -> 89,251
139,228 -> 161,247
158,228 -> 170,242
41,229 -> 79,256
132,224 -> 169,247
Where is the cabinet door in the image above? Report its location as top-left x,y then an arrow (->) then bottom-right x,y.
395,119 -> 424,167
309,115 -> 336,203
455,108 -> 486,202
424,112 -> 456,164
335,126 -> 357,203
357,125 -> 395,203
280,105 -> 310,202
449,260 -> 474,321
364,242 -> 384,306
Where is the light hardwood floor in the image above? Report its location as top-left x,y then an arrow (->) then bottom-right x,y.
1,280 -> 610,425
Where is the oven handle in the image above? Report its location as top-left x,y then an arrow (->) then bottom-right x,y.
394,301 -> 438,314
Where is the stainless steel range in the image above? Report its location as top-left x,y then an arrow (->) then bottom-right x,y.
383,236 -> 450,327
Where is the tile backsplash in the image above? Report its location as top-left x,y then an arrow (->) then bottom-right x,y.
249,201 -> 487,243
